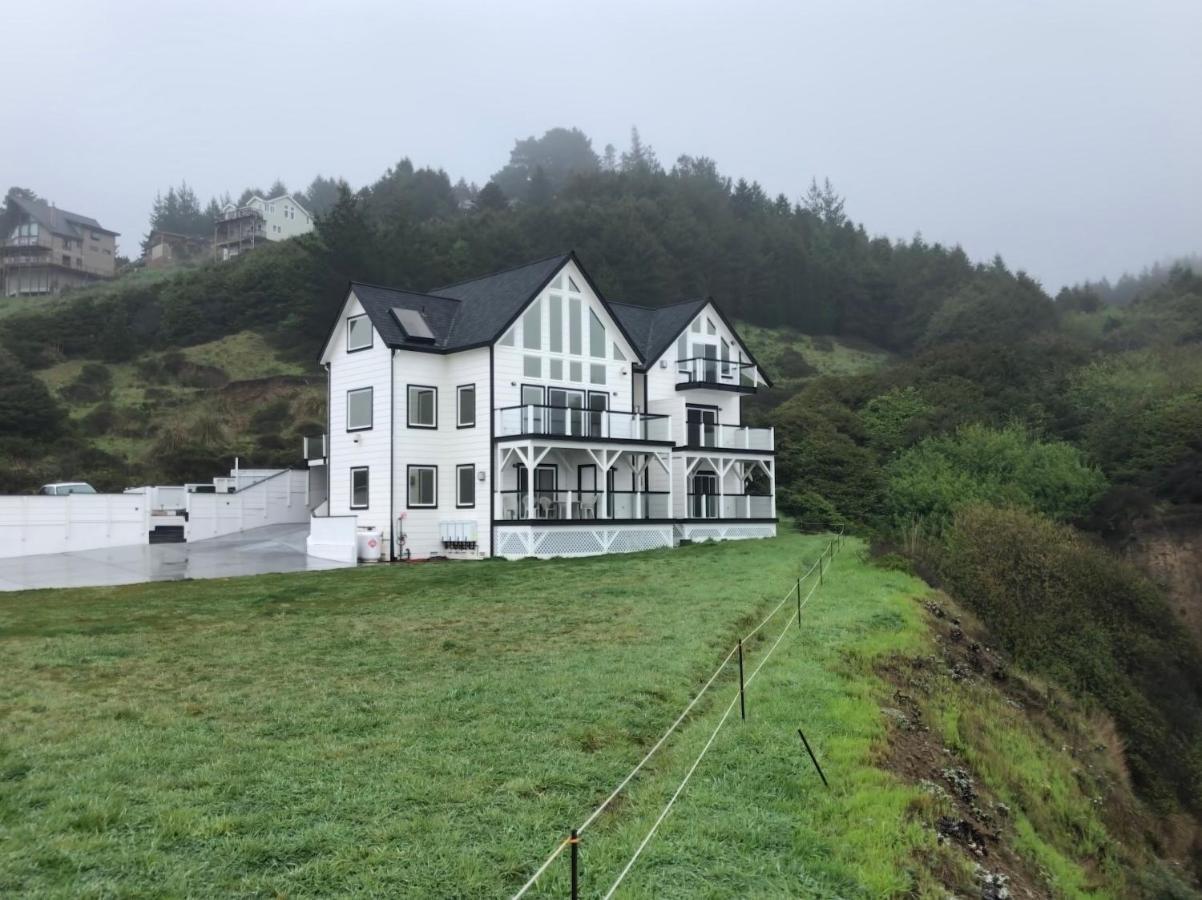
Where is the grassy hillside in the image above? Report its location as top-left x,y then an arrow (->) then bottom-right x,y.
13,329 -> 324,488
0,533 -> 1191,897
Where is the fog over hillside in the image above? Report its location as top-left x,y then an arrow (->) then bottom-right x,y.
3,0 -> 1201,291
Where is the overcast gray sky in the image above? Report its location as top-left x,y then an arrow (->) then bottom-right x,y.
5,0 -> 1199,291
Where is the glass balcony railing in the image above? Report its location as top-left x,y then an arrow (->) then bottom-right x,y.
684,422 -> 774,451
495,405 -> 671,442
686,493 -> 775,519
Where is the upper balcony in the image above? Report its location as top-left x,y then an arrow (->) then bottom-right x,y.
682,422 -> 774,453
495,404 -> 672,443
675,357 -> 757,393
216,205 -> 265,223
302,434 -> 327,464
1,233 -> 52,253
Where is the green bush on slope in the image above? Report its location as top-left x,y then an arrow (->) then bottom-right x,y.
885,423 -> 1107,536
942,504 -> 1202,813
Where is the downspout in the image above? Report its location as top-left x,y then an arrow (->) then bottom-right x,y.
390,349 -> 396,560
488,343 -> 495,557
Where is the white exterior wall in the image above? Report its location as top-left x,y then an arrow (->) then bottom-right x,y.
185,470 -> 309,541
325,293 -> 395,550
0,494 -> 148,559
492,260 -> 640,413
644,301 -> 758,444
391,346 -> 492,560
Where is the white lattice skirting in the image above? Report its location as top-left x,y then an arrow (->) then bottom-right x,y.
676,523 -> 777,544
494,525 -> 675,559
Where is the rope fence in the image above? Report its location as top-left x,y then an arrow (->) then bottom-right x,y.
511,526 -> 846,899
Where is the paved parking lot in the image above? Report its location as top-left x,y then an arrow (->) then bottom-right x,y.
0,524 -> 354,592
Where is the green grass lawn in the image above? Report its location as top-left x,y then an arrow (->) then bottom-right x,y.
0,534 -> 1149,897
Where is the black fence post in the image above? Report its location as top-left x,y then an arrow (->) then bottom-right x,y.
796,578 -> 802,626
797,728 -> 829,788
570,828 -> 579,900
737,639 -> 746,721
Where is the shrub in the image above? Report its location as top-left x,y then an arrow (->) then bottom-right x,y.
775,347 -> 817,378
0,349 -> 65,440
886,423 -> 1107,536
59,362 -> 114,404
860,386 -> 933,453
942,505 -> 1202,813
249,399 -> 291,434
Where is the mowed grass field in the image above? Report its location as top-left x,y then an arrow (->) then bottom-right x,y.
0,533 -> 937,897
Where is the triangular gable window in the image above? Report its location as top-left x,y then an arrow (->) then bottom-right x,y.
612,342 -> 626,361
568,276 -> 581,293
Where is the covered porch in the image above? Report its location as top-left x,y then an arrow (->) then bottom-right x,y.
675,452 -> 776,521
494,442 -> 674,522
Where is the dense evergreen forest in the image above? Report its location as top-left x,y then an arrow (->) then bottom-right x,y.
2,127 -> 1202,847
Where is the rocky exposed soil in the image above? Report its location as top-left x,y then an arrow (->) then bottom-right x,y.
875,596 -> 1124,899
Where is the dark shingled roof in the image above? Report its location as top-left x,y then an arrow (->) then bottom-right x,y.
338,253 -> 769,385
11,195 -> 117,237
608,299 -> 708,366
348,284 -> 461,351
347,253 -> 572,353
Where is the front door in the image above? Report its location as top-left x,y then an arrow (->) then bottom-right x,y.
690,471 -> 718,518
686,406 -> 718,447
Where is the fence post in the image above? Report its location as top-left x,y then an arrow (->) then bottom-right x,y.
797,728 -> 830,788
737,639 -> 746,721
796,578 -> 802,626
570,828 -> 579,900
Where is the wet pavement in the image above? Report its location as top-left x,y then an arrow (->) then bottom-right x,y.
0,523 -> 355,592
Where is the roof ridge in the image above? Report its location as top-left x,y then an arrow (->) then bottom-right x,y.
610,297 -> 707,311
428,251 -> 571,294
349,281 -> 463,304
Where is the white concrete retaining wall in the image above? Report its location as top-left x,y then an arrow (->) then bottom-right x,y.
185,470 -> 308,542
0,494 -> 149,559
307,515 -> 358,563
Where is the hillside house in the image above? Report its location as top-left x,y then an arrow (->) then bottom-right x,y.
143,230 -> 211,269
0,195 -> 118,297
213,194 -> 313,260
308,252 -> 775,560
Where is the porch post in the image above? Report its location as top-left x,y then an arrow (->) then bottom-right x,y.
526,441 -> 536,520
600,450 -> 610,520
635,453 -> 643,520
717,457 -> 725,520
768,458 -> 776,519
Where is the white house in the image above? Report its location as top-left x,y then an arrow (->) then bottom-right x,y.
308,252 -> 776,560
214,194 -> 313,260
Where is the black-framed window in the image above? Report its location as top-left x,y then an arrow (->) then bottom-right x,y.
456,464 -> 476,508
456,384 -> 476,428
408,385 -> 437,428
347,314 -> 373,352
408,465 -> 437,507
350,467 -> 369,509
347,387 -> 373,431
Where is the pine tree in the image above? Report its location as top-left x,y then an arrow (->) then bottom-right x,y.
475,182 -> 509,212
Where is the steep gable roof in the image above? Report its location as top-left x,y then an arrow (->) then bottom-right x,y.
609,299 -> 708,366
12,195 -> 117,237
428,253 -> 572,348
609,297 -> 773,386
349,284 -> 461,350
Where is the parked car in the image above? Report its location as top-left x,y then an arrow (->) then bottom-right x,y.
38,482 -> 98,496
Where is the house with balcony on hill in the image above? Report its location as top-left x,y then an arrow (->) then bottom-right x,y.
213,194 -> 313,260
1,195 -> 118,297
307,252 -> 775,560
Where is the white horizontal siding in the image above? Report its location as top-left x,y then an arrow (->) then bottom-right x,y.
325,292 -> 394,548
